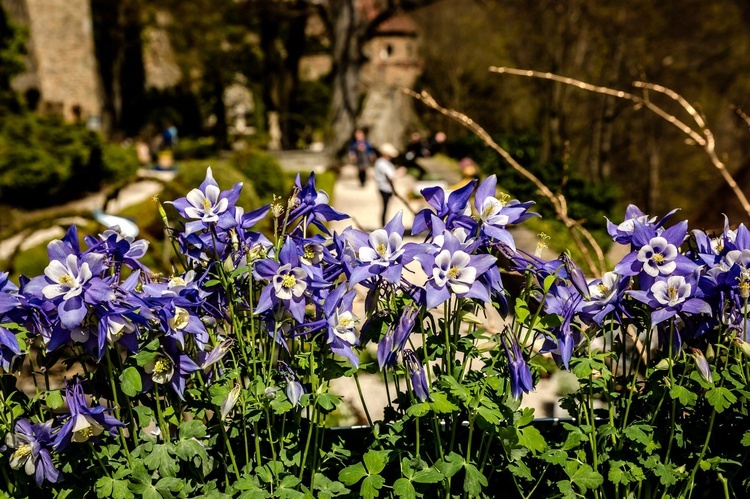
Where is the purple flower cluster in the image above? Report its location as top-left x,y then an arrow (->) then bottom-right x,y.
517,204 -> 749,372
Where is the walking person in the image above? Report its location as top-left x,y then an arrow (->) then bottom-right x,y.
348,128 -> 375,187
374,143 -> 401,227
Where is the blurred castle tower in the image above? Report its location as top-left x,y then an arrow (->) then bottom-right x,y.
358,1 -> 422,149
2,0 -> 102,127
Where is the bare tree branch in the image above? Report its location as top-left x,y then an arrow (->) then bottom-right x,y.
403,88 -> 607,277
490,66 -> 750,220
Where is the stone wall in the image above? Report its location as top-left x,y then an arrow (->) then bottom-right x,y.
2,0 -> 102,125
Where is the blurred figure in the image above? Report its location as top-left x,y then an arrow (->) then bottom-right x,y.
403,132 -> 429,179
451,157 -> 479,190
428,131 -> 447,156
374,143 -> 401,227
348,128 -> 375,187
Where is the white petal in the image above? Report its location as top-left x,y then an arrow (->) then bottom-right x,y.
44,259 -> 69,282
42,284 -> 67,299
204,184 -> 221,204
434,250 -> 453,271
186,188 -> 207,209
359,247 -> 380,262
451,251 -> 471,269
658,261 -> 676,275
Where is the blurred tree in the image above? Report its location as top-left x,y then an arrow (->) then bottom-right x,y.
0,3 -> 26,113
414,0 -> 750,222
91,0 -> 146,137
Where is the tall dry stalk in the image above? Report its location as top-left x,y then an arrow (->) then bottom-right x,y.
403,88 -> 607,277
489,66 -> 750,221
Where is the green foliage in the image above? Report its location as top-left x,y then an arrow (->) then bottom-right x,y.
231,149 -> 287,205
173,136 -> 219,161
0,115 -> 139,208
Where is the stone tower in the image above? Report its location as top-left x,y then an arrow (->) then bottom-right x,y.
2,0 -> 102,126
358,13 -> 422,150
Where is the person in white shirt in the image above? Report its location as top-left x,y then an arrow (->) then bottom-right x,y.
374,143 -> 400,227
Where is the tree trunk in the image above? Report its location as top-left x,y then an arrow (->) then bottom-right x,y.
327,0 -> 361,156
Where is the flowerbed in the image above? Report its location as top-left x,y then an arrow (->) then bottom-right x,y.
0,168 -> 749,498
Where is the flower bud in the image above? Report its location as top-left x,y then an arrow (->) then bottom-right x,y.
460,311 -> 485,325
733,337 -> 750,359
264,386 -> 279,400
654,358 -> 674,370
220,384 -> 241,420
691,349 -> 713,384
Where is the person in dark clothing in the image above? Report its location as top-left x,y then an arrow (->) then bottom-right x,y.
403,132 -> 429,179
348,128 -> 375,187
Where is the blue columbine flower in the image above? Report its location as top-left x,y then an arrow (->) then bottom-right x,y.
24,239 -> 115,330
3,419 -> 60,486
344,211 -> 418,287
414,230 -> 496,309
501,333 -> 534,399
614,220 -> 697,287
53,378 -> 125,451
412,180 -> 477,237
285,172 -> 348,235
629,274 -> 711,325
473,175 -> 537,252
143,338 -> 200,400
168,166 -> 242,235
254,237 -> 313,323
377,302 -> 419,369
322,284 -> 360,366
605,204 -> 677,246
403,349 -> 430,401
279,361 -> 305,406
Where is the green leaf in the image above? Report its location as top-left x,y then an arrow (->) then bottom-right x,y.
623,424 -> 653,446
742,431 -> 750,447
360,475 -> 385,499
428,392 -> 459,414
435,452 -> 464,478
46,390 -> 64,410
128,462 -> 161,499
669,384 -> 698,406
316,392 -> 341,412
143,443 -> 179,477
516,407 -> 535,427
412,468 -> 443,484
706,387 -> 737,413
570,464 -> 603,491
179,420 -> 207,439
339,463 -> 367,486
392,478 -> 416,499
557,480 -> 577,499
441,375 -> 470,402
155,476 -> 184,494
561,429 -> 584,451
133,349 -> 158,367
463,463 -> 488,496
518,425 -> 546,454
514,297 -> 530,323
406,402 -> 430,417
508,461 -> 533,481
96,476 -> 134,499
120,367 -> 142,397
132,405 -> 154,427
476,405 -> 502,425
363,451 -> 387,475
175,439 -> 205,460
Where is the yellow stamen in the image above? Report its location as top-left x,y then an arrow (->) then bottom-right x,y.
304,245 -> 316,260
59,274 -> 74,286
154,357 -> 171,374
13,444 -> 32,460
376,242 -> 388,256
652,253 -> 664,263
447,266 -> 460,280
202,198 -> 212,212
75,427 -> 95,440
281,274 -> 297,289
